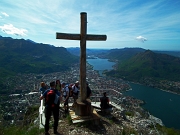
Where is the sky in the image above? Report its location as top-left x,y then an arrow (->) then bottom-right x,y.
0,0 -> 180,50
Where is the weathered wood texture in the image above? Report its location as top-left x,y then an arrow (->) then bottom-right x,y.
80,12 -> 87,101
56,33 -> 80,40
56,33 -> 107,41
56,12 -> 107,102
86,35 -> 107,40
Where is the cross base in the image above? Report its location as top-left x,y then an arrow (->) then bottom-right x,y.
75,98 -> 93,116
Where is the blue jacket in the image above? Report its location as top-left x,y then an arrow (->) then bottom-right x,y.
39,87 -> 46,94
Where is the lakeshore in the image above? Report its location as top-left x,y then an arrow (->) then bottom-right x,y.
87,58 -> 180,129
130,81 -> 180,96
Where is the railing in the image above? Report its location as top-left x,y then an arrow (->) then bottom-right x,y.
39,93 -> 45,127
39,88 -> 122,111
90,89 -> 122,104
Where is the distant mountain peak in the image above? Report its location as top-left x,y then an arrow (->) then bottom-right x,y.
26,39 -> 37,44
113,50 -> 180,81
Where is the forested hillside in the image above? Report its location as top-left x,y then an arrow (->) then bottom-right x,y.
98,48 -> 145,62
0,36 -> 79,90
106,50 -> 180,82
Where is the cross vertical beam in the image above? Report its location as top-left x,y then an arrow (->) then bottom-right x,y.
56,12 -> 107,104
80,12 -> 87,102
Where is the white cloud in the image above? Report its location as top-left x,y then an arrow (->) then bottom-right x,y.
136,36 -> 147,42
0,24 -> 28,36
1,12 -> 9,17
0,0 -> 179,50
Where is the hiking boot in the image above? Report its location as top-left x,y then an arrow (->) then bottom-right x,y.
54,130 -> 58,134
65,109 -> 68,113
45,132 -> 49,135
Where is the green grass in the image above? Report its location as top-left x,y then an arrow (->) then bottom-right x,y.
66,114 -> 72,124
122,126 -> 138,135
0,125 -> 44,135
0,105 -> 43,135
156,124 -> 180,135
125,111 -> 134,116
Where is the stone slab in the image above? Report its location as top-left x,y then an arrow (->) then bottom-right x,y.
69,108 -> 100,124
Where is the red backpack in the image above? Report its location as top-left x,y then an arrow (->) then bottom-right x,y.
46,90 -> 56,107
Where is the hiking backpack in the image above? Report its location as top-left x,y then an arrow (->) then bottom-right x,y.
68,84 -> 74,97
46,90 -> 56,107
64,84 -> 74,97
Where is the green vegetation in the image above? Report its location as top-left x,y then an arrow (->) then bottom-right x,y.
0,38 -> 79,75
23,105 -> 39,125
0,125 -> 44,135
98,47 -> 145,62
0,105 -> 44,135
0,36 -> 79,92
106,50 -> 180,82
66,114 -> 72,124
125,111 -> 134,116
122,126 -> 138,135
156,124 -> 180,135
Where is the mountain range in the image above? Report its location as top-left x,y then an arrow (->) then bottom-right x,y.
98,47 -> 146,62
105,49 -> 180,82
0,35 -> 79,81
1,35 -> 180,87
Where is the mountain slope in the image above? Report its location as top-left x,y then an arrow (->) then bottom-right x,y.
67,47 -> 109,56
106,50 -> 180,81
98,48 -> 146,62
0,36 -> 79,76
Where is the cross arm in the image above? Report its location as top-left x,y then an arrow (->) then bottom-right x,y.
56,32 -> 107,41
56,32 -> 80,40
86,34 -> 107,41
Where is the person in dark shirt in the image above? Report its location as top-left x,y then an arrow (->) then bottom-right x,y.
85,81 -> 92,115
100,92 -> 112,110
86,81 -> 92,99
40,81 -> 61,135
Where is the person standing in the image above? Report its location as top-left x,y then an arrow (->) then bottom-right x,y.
72,81 -> 79,107
55,80 -> 61,93
62,82 -> 69,113
40,81 -> 61,135
39,82 -> 47,95
86,82 -> 92,115
86,82 -> 92,99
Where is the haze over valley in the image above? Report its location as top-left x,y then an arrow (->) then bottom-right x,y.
0,36 -> 180,134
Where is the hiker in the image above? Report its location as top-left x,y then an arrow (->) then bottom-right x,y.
72,81 -> 79,106
86,81 -> 92,115
86,81 -> 92,99
40,81 -> 61,135
62,82 -> 69,113
100,92 -> 112,110
39,82 -> 47,95
55,80 -> 61,93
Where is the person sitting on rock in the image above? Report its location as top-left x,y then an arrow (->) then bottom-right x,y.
100,92 -> 112,112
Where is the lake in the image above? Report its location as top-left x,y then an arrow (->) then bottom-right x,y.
87,58 -> 180,129
124,83 -> 180,129
87,58 -> 115,75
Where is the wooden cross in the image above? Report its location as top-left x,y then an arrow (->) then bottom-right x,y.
56,12 -> 107,102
